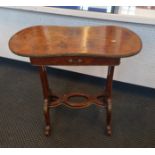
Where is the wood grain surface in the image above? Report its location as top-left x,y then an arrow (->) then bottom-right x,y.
9,25 -> 142,58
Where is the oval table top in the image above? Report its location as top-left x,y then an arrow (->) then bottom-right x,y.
9,25 -> 142,58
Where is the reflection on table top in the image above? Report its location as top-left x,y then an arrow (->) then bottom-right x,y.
9,25 -> 142,58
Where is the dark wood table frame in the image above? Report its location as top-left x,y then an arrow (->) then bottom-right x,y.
9,25 -> 142,137
30,56 -> 120,136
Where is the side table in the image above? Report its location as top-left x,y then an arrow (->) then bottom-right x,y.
9,25 -> 142,136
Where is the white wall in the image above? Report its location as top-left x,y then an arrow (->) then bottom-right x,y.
0,7 -> 155,88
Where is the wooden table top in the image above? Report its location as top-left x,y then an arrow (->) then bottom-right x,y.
9,25 -> 142,58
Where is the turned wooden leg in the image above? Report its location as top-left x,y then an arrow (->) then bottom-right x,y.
39,66 -> 51,136
105,66 -> 115,136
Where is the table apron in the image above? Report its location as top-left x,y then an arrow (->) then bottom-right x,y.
30,56 -> 120,66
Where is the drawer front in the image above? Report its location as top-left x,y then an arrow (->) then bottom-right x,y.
30,56 -> 120,66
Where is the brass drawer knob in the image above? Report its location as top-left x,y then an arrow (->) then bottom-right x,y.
68,58 -> 73,63
78,59 -> 82,63
68,58 -> 83,63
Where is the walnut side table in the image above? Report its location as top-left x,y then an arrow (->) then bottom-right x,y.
9,25 -> 142,136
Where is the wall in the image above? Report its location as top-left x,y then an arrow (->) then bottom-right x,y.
0,7 -> 155,88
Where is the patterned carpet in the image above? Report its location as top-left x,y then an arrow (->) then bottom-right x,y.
0,57 -> 155,148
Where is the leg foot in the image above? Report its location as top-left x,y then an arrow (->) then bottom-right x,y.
107,125 -> 112,136
44,125 -> 51,136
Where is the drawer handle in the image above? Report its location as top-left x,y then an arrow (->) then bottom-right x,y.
78,59 -> 82,63
68,58 -> 83,63
68,59 -> 73,63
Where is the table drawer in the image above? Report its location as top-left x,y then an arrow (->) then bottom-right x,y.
30,56 -> 120,66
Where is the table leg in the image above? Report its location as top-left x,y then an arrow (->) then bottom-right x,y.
105,66 -> 115,136
39,66 -> 51,136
